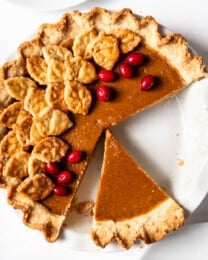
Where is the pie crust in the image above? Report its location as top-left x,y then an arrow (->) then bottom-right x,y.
0,8 -> 207,244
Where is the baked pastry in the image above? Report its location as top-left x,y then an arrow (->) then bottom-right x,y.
0,8 -> 207,243
91,129 -> 184,249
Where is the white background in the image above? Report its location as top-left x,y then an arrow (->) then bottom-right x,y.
0,0 -> 208,259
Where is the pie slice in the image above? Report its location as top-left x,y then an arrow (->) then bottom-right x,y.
91,129 -> 185,249
0,8 -> 206,243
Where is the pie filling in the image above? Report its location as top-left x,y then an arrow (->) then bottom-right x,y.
94,129 -> 168,221
42,44 -> 184,215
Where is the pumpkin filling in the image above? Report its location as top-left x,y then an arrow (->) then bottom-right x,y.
42,44 -> 184,215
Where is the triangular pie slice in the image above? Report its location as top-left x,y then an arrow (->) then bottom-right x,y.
91,129 -> 185,249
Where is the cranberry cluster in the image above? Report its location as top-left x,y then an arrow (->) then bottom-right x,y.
45,150 -> 83,196
96,52 -> 155,102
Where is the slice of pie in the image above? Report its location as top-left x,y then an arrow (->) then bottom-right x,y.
0,8 -> 206,242
91,129 -> 185,249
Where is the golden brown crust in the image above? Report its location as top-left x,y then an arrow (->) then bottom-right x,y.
10,192 -> 65,242
4,76 -> 37,101
16,8 -> 206,85
15,115 -> 33,146
3,151 -> 30,179
26,57 -> 47,85
28,156 -> 46,176
17,173 -> 54,201
91,198 -> 184,249
32,136 -> 69,163
24,88 -> 48,116
0,102 -> 23,129
0,7 -> 204,89
33,108 -> 73,137
0,130 -> 26,157
45,82 -> 68,111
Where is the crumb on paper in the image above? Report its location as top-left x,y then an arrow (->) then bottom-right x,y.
139,243 -> 144,249
177,158 -> 184,166
72,199 -> 95,215
139,240 -> 146,249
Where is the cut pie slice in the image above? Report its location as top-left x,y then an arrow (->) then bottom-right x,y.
91,129 -> 185,249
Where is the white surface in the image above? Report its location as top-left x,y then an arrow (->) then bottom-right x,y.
141,223 -> 208,260
0,0 -> 208,259
6,0 -> 89,11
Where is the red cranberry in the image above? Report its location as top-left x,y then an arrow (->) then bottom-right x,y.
140,75 -> 155,90
98,69 -> 114,82
118,63 -> 133,78
53,185 -> 67,196
45,162 -> 59,175
96,86 -> 111,101
125,52 -> 144,66
57,170 -> 72,184
67,150 -> 82,163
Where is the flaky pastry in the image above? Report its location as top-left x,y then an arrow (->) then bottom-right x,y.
0,130 -> 25,157
45,82 -> 68,111
32,136 -> 69,163
0,102 -> 23,129
17,173 -> 54,201
64,80 -> 92,115
33,108 -> 73,136
24,88 -> 48,116
26,57 -> 48,85
4,77 -> 37,101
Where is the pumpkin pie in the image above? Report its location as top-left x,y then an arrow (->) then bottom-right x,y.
0,8 -> 207,243
91,129 -> 184,249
